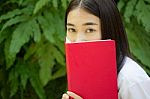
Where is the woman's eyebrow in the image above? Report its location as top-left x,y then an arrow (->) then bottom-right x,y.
83,22 -> 98,26
67,23 -> 75,26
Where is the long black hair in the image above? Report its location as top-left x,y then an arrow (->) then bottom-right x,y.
65,0 -> 131,74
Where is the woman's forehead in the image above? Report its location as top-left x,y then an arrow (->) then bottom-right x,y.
67,8 -> 100,25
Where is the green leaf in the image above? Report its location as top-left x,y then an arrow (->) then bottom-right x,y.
117,0 -> 125,11
121,0 -> 150,75
9,68 -> 19,97
145,0 -> 150,3
54,37 -> 65,54
24,43 -> 37,60
31,18 -> 41,42
61,0 -> 67,8
19,0 -> 24,5
9,21 -> 33,69
20,70 -> 29,89
37,15 -> 55,43
30,78 -> 46,99
21,6 -> 34,15
126,19 -> 150,73
37,43 -> 55,86
52,46 -> 65,66
1,15 -> 28,32
17,63 -> 30,89
4,37 -> 15,69
52,0 -> 58,8
135,0 -> 150,32
51,67 -> 66,80
29,64 -> 46,99
124,0 -> 137,23
46,11 -> 65,41
0,9 -> 22,23
52,12 -> 65,41
33,0 -> 49,14
0,29 -> 10,44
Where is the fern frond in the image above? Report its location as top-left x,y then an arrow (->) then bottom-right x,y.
33,0 -> 49,14
31,18 -> 41,42
8,68 -> 19,97
124,0 -> 137,23
37,15 -> 55,43
61,0 -> 68,8
9,21 -> 33,65
4,37 -> 15,69
29,63 -> 46,99
0,9 -> 22,23
1,15 -> 28,32
135,0 -> 150,32
0,29 -> 10,44
37,43 -> 55,86
117,0 -> 125,11
52,0 -> 58,8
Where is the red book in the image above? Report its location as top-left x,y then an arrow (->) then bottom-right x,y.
65,40 -> 118,99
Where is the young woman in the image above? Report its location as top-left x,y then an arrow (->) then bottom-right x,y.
62,0 -> 150,99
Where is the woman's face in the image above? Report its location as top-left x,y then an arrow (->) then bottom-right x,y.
66,8 -> 102,42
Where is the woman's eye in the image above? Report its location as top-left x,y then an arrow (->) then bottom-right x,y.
67,28 -> 76,33
86,29 -> 96,33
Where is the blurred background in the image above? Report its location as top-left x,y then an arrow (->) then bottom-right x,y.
0,0 -> 149,99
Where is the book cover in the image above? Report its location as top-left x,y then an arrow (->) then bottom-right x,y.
65,40 -> 118,99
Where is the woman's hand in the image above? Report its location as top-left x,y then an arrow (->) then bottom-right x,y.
62,91 -> 83,99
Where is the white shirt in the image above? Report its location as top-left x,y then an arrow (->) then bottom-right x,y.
118,57 -> 150,99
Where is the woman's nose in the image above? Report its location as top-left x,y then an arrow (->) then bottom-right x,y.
75,33 -> 87,42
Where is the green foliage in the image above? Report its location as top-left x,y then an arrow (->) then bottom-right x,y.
33,0 -> 49,14
0,0 -> 68,98
118,0 -> 150,75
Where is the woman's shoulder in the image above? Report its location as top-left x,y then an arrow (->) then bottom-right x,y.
118,56 -> 150,98
118,56 -> 149,85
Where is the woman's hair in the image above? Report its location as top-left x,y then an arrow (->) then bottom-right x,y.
65,0 -> 131,74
